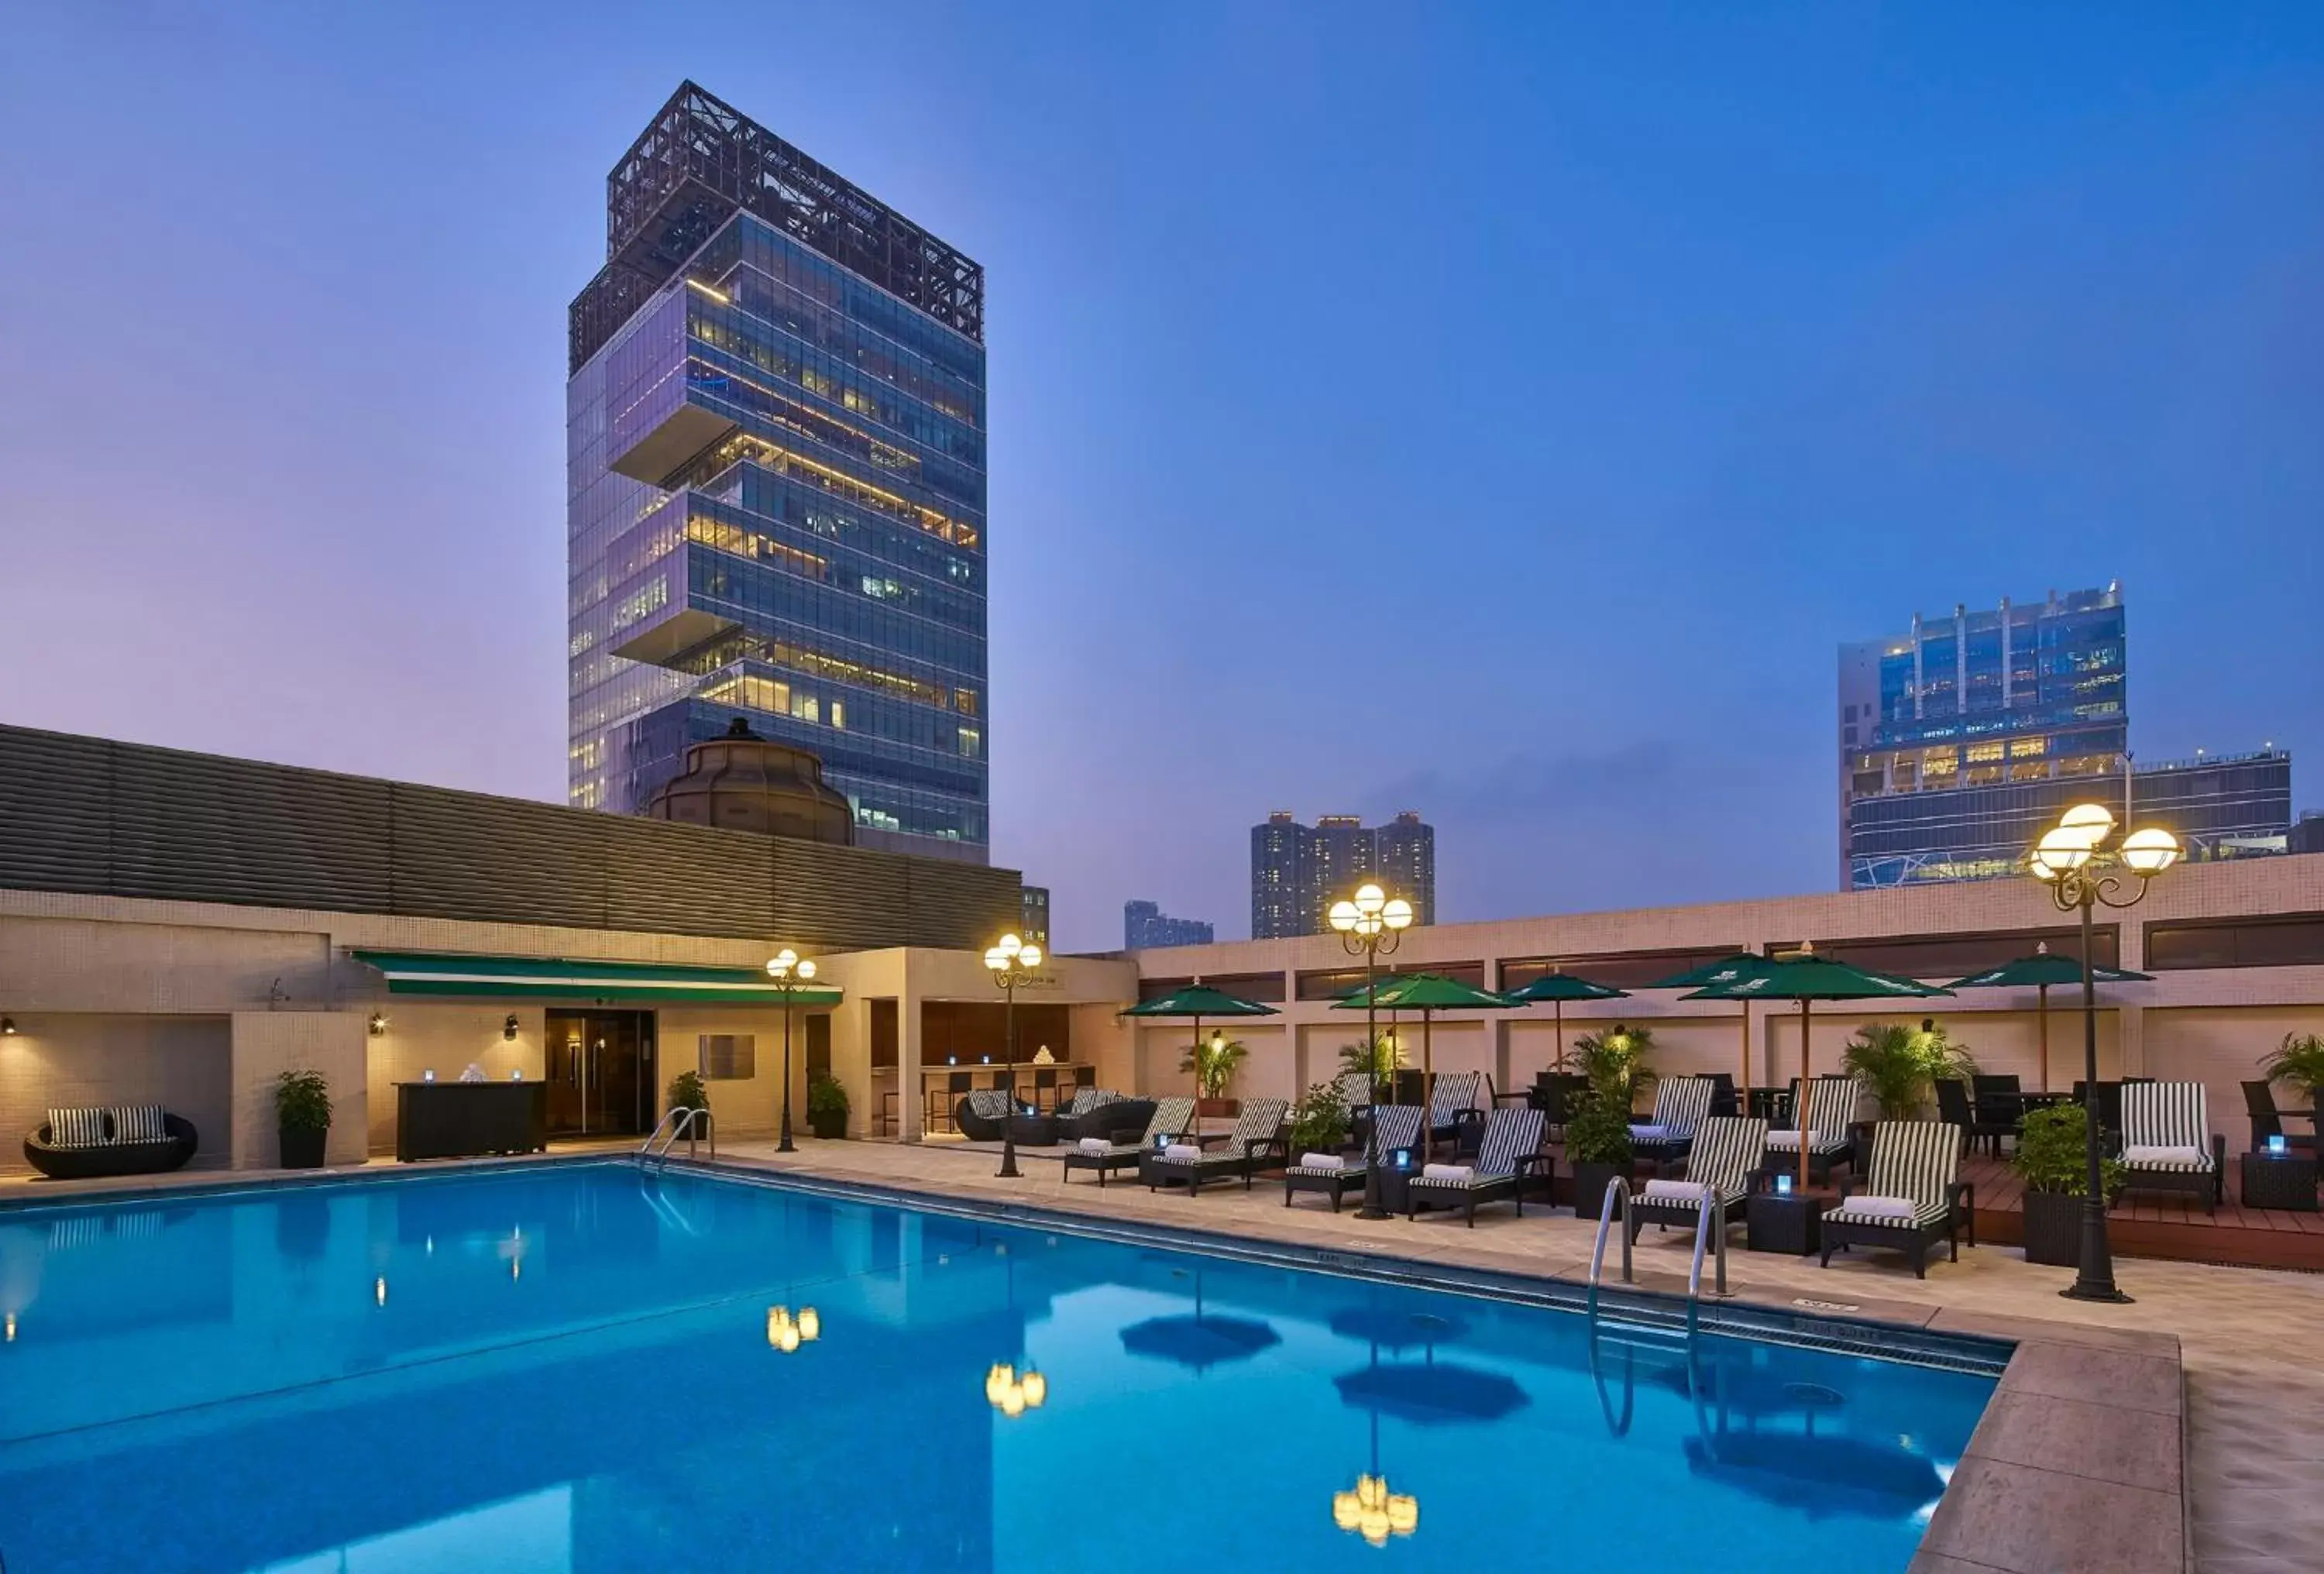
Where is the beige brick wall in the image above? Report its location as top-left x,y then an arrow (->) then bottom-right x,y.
0,1015 -> 232,1172
229,1011 -> 367,1167
361,1005 -> 547,1154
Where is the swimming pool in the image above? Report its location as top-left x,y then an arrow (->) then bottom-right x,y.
0,1163 -> 1996,1573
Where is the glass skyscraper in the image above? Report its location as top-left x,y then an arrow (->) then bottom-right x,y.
1250,812 -> 1436,938
1124,900 -> 1215,950
566,83 -> 989,861
1838,586 -> 2290,887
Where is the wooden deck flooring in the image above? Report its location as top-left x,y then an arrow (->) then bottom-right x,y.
1952,1151 -> 2324,1270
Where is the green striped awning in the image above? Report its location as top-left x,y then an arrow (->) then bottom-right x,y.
350,950 -> 844,1005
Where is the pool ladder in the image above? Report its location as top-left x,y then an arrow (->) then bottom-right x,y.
1586,1176 -> 1727,1326
639,1106 -> 713,1167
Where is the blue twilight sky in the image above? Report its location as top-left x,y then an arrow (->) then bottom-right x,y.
2,4 -> 2320,952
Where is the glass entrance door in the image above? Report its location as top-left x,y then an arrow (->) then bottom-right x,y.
544,1011 -> 656,1138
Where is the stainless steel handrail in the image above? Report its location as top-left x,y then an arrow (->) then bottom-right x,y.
1688,1190 -> 1730,1303
1587,1177 -> 1635,1318
638,1106 -> 711,1165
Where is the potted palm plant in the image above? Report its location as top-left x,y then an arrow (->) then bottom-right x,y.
1563,1087 -> 1634,1218
1571,1025 -> 1657,1113
275,1068 -> 332,1170
1287,1080 -> 1351,1158
1339,1034 -> 1408,1103
2260,1031 -> 2324,1111
1841,1019 -> 1976,1120
806,1074 -> 850,1139
2013,1101 -> 2122,1267
666,1069 -> 712,1139
1183,1036 -> 1249,1118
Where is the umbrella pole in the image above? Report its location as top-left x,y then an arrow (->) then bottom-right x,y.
1740,1003 -> 1752,1101
1422,1009 -> 1435,1165
2037,985 -> 2050,1095
1190,1013 -> 1202,1142
1554,1000 -> 1565,1071
1798,998 -> 1812,1198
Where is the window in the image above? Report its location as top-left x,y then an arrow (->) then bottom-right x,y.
1498,948 -> 1738,992
2145,915 -> 2324,971
700,1035 -> 757,1080
1297,967 -> 1370,1002
1796,926 -> 2119,980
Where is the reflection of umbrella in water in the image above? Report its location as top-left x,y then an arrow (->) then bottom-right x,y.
1325,1305 -> 1468,1352
1119,1270 -> 1280,1375
1334,1359 -> 1529,1427
1682,1431 -> 1945,1521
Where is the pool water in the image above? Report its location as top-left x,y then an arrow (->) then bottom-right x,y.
0,1164 -> 1994,1573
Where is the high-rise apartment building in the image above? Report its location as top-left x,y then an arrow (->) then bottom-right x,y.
1250,811 -> 1436,938
566,83 -> 989,861
1018,885 -> 1050,947
1124,900 -> 1214,950
1839,586 -> 2291,887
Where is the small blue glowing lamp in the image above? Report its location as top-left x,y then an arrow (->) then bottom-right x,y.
1775,1172 -> 1793,1196
2267,1134 -> 2288,1155
1389,1147 -> 1415,1170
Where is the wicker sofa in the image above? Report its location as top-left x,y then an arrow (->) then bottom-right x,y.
25,1108 -> 199,1180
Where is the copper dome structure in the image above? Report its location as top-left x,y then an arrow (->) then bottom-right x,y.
640,718 -> 854,845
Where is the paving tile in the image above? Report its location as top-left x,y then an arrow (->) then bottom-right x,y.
1921,1455 -> 2182,1574
1930,1305 -> 2181,1357
1965,1389 -> 2181,1493
1907,1555 -> 2012,1574
1999,1339 -> 2184,1417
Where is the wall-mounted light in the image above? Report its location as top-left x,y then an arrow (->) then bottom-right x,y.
503,1015 -> 520,1041
1,1018 -> 16,1036
367,1012 -> 387,1037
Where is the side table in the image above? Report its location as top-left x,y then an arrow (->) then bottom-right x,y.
2240,1150 -> 2319,1211
1745,1192 -> 1829,1255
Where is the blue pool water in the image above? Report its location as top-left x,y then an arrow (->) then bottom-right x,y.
0,1164 -> 1995,1573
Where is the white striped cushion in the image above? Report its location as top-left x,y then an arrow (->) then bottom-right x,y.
1680,1118 -> 1769,1202
2123,1144 -> 2210,1172
1370,1105 -> 1424,1152
112,1105 -> 168,1143
1827,1198 -> 1950,1228
964,1090 -> 1012,1119
46,1108 -> 107,1148
1409,1108 -> 1544,1186
2121,1083 -> 2212,1168
1143,1098 -> 1195,1142
1847,1120 -> 1962,1226
1429,1071 -> 1482,1123
1644,1076 -> 1717,1139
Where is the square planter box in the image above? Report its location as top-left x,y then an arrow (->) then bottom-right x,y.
2020,1189 -> 2083,1267
1745,1193 -> 1827,1256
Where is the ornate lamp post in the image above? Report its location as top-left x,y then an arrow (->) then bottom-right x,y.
985,932 -> 1043,1180
1329,883 -> 1414,1222
2029,801 -> 2180,1304
765,948 -> 819,1153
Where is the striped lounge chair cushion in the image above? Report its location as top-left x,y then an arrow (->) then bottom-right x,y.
1338,1070 -> 1380,1109
1636,1077 -> 1715,1141
1153,1098 -> 1288,1164
1410,1108 -> 1542,1188
1066,1088 -> 1121,1116
1296,1103 -> 1428,1174
1429,1071 -> 1482,1126
1141,1098 -> 1195,1143
1768,1080 -> 1857,1153
1824,1120 -> 1960,1229
112,1105 -> 168,1143
46,1108 -> 108,1148
964,1090 -> 1013,1119
1671,1117 -> 1769,1203
2120,1082 -> 2214,1171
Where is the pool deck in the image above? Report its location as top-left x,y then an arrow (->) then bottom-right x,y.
11,1141 -> 2322,1572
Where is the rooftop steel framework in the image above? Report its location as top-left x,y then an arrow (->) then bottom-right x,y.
569,81 -> 984,372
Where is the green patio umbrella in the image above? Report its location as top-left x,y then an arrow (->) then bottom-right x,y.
1648,953 -> 1772,1101
1503,968 -> 1630,1074
1945,942 -> 2152,1094
1119,982 -> 1279,1140
1683,946 -> 1950,1194
1334,973 -> 1512,1160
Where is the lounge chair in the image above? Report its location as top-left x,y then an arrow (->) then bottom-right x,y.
1630,1075 -> 1717,1167
1427,1070 -> 1483,1143
1285,1105 -> 1423,1211
953,1088 -> 1022,1143
1761,1077 -> 1858,1185
2241,1081 -> 2316,1156
1628,1116 -> 1769,1242
1140,1098 -> 1291,1195
2114,1081 -> 2226,1214
23,1105 -> 198,1180
1062,1097 -> 1193,1187
1820,1120 -> 1972,1278
1054,1090 -> 1157,1146
1404,1108 -> 1550,1226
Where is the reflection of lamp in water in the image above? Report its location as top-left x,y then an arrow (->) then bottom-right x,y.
374,1277 -> 388,1308
985,1361 -> 1047,1417
5,1311 -> 15,1342
1332,1473 -> 1417,1548
766,1304 -> 820,1352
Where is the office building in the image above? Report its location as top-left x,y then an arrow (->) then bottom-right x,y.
1019,885 -> 1050,947
1124,900 -> 1214,950
1250,811 -> 1436,937
1839,586 -> 2291,888
566,83 -> 989,862
2288,812 -> 2324,856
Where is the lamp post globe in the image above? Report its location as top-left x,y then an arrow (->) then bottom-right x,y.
767,948 -> 813,1153
1336,882 -> 1409,1222
989,934 -> 1040,1180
